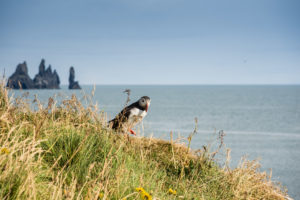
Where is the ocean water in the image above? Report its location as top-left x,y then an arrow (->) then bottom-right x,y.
11,85 -> 300,199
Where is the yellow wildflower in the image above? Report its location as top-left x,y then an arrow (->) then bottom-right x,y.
141,192 -> 152,200
1,147 -> 10,154
99,192 -> 104,199
136,187 -> 152,200
168,188 -> 177,195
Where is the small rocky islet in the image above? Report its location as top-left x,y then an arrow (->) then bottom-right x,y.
6,59 -> 81,90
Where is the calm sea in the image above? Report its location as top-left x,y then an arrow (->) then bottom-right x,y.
11,85 -> 300,199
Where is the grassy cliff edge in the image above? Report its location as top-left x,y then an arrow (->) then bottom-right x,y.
0,84 -> 289,200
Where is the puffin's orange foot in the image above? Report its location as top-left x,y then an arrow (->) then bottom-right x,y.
129,129 -> 136,135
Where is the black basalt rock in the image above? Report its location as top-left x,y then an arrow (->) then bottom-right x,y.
33,59 -> 60,89
68,66 -> 81,89
7,59 -> 61,89
6,62 -> 35,89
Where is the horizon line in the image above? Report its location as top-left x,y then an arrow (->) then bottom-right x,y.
60,83 -> 300,86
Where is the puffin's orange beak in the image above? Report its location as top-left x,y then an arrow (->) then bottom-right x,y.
146,104 -> 149,112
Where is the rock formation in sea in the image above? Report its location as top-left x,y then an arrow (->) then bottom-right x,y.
68,66 -> 81,89
6,62 -> 35,89
33,59 -> 60,89
6,59 -> 61,89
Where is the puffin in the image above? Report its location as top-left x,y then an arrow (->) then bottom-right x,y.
109,96 -> 151,135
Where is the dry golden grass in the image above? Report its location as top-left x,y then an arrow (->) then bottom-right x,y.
0,80 -> 291,200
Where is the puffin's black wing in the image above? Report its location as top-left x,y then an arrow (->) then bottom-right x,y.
109,101 -> 139,130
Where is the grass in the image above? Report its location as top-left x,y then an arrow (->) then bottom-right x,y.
0,81 -> 289,200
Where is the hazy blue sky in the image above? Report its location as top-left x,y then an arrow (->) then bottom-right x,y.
0,0 -> 299,84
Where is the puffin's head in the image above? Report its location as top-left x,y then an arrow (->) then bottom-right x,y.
139,96 -> 151,112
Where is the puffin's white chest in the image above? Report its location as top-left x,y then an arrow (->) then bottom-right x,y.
128,108 -> 147,125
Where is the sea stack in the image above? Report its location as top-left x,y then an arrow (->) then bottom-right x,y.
6,62 -> 35,89
68,66 -> 81,89
6,59 -> 60,89
33,59 -> 60,89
